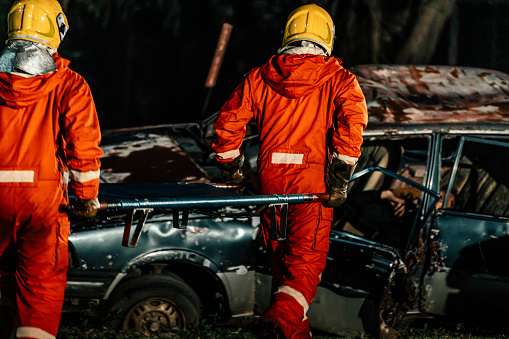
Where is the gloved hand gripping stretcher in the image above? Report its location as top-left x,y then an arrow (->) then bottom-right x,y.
69,182 -> 330,247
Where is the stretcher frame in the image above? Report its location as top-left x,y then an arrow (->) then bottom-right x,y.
71,182 -> 329,247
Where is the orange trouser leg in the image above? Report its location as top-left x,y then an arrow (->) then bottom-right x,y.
292,318 -> 311,338
0,185 -> 69,339
261,203 -> 331,338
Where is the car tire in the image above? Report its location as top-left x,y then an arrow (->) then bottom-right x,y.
106,274 -> 202,335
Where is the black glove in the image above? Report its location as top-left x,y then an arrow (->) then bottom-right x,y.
218,154 -> 245,184
73,197 -> 100,218
323,158 -> 356,208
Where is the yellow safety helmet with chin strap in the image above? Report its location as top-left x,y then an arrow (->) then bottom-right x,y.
6,0 -> 69,50
282,3 -> 335,56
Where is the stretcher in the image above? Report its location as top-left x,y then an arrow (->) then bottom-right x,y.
70,182 -> 329,247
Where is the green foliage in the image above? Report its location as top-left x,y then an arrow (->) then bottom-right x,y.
58,316 -> 507,339
399,327 -> 507,339
58,318 -> 146,339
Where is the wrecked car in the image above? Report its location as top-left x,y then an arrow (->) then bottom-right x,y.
64,65 -> 509,337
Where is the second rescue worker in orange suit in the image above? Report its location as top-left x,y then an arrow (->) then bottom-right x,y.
213,4 -> 368,338
0,1 -> 102,338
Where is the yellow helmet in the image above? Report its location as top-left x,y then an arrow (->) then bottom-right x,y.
6,0 -> 69,49
282,4 -> 335,56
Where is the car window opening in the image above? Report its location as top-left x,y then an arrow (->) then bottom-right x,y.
332,137 -> 429,249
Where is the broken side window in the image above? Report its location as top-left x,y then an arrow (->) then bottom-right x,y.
440,136 -> 509,217
333,136 -> 431,249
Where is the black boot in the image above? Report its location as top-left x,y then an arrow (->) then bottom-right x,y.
255,320 -> 285,339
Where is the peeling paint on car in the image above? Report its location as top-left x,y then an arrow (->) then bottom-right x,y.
351,65 -> 509,127
226,265 -> 249,275
99,126 -> 212,183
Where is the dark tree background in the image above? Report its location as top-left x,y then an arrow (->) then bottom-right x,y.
0,0 -> 507,129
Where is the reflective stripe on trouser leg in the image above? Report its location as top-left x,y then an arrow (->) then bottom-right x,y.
16,326 -> 56,339
262,202 -> 330,304
261,202 -> 332,338
275,285 -> 309,320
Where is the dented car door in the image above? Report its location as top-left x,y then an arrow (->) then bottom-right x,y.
422,135 -> 509,319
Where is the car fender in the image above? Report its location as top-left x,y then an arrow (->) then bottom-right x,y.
123,248 -> 221,274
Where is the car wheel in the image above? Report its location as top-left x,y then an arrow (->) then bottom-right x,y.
106,274 -> 201,335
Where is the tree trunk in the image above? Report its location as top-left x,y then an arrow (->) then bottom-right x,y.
60,0 -> 70,11
362,0 -> 383,63
395,0 -> 457,64
121,21 -> 134,126
326,0 -> 341,20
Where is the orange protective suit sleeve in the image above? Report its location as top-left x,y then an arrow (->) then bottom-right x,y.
332,73 -> 368,160
213,74 -> 255,163
61,72 -> 103,200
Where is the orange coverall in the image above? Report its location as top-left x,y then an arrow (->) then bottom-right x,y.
0,53 -> 102,339
213,53 -> 368,338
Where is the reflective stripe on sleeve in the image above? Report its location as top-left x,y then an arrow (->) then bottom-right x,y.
70,169 -> 100,183
17,326 -> 56,339
62,171 -> 69,184
0,170 -> 34,183
271,152 -> 304,165
216,149 -> 241,160
333,152 -> 358,165
275,285 -> 309,319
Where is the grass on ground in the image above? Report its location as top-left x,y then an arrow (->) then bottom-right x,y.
57,315 -> 508,339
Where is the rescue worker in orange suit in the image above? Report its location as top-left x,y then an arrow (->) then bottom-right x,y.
213,4 -> 368,338
0,1 -> 102,338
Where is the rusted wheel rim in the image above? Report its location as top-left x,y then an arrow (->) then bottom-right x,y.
122,297 -> 186,334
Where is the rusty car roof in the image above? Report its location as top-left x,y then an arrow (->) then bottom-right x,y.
350,65 -> 509,133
